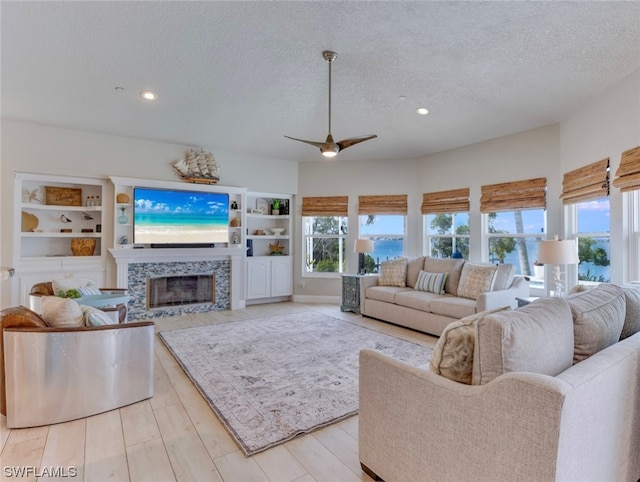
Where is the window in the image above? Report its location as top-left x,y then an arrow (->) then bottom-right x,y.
358,195 -> 408,272
575,198 -> 611,283
359,215 -> 405,271
613,145 -> 640,281
425,213 -> 470,258
301,196 -> 348,276
562,158 -> 611,285
302,216 -> 348,275
481,178 -> 547,281
485,210 -> 546,278
422,188 -> 470,259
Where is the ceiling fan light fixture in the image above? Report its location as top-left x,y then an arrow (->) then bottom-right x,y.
140,90 -> 158,101
285,51 -> 377,158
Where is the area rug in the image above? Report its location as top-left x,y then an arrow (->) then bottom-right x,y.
158,311 -> 432,456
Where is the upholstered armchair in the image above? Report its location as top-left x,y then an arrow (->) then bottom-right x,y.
0,306 -> 154,428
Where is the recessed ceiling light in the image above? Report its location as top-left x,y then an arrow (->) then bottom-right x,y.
140,90 -> 158,101
416,107 -> 429,115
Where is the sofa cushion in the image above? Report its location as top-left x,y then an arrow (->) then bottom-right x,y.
366,286 -> 411,304
492,263 -> 516,291
566,284 -> 626,363
428,297 -> 477,319
430,306 -> 511,384
395,290 -> 444,312
619,285 -> 640,340
422,257 -> 465,296
457,263 -> 498,300
405,256 -> 426,288
415,270 -> 447,294
472,297 -> 574,385
40,296 -> 85,327
379,258 -> 408,287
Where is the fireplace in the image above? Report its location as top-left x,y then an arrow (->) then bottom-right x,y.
109,246 -> 245,319
147,273 -> 215,310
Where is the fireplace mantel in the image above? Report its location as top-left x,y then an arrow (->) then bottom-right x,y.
109,247 -> 245,310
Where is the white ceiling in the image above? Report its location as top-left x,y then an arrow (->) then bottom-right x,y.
2,1 -> 639,163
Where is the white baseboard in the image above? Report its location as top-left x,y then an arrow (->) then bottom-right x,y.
291,294 -> 341,304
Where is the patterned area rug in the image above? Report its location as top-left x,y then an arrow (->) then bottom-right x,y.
159,312 -> 432,456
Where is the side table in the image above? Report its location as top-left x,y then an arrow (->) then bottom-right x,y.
341,274 -> 364,314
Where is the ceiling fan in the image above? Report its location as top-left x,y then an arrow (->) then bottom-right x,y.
285,51 -> 377,158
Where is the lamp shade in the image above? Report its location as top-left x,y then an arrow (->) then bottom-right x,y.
355,239 -> 374,254
538,239 -> 579,265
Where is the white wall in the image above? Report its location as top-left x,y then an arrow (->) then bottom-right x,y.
296,159 -> 418,299
560,69 -> 640,283
0,120 -> 298,307
416,124 -> 562,262
2,68 -> 637,306
293,66 -> 638,299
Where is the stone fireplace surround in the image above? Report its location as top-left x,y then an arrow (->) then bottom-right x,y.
109,247 -> 244,320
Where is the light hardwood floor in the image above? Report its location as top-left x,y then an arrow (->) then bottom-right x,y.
0,302 -> 437,482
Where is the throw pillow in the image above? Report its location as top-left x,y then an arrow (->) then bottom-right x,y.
80,305 -> 114,326
379,258 -> 408,287
423,257 -> 465,295
40,296 -> 84,327
414,270 -> 448,295
457,263 -> 498,300
472,297 -> 574,385
619,285 -> 640,340
430,306 -> 511,384
566,284 -> 626,363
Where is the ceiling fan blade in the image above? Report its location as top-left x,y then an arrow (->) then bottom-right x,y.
284,135 -> 326,149
337,135 -> 378,150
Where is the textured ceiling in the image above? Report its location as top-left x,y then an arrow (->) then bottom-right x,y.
2,1 -> 639,162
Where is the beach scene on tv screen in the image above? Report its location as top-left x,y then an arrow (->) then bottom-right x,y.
134,188 -> 229,244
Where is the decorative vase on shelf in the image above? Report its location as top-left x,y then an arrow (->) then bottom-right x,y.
118,206 -> 128,224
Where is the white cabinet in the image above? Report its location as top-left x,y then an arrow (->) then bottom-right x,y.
246,256 -> 292,301
245,191 -> 293,304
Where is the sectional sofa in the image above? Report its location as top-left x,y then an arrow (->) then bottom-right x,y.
360,256 -> 529,336
359,283 -> 640,481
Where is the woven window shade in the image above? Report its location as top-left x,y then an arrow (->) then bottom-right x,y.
560,158 -> 610,204
421,188 -> 470,214
612,146 -> 640,192
301,196 -> 348,216
480,177 -> 547,213
358,195 -> 408,215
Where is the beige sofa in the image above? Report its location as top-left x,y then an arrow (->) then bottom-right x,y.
359,284 -> 640,482
361,256 -> 529,336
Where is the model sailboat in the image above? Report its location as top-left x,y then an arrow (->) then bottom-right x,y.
172,149 -> 220,184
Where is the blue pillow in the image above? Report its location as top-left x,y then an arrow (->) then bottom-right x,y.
80,305 -> 114,326
415,270 -> 448,294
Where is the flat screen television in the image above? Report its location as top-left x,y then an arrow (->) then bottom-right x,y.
133,187 -> 229,246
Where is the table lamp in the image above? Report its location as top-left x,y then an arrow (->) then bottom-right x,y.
355,239 -> 374,275
537,236 -> 579,297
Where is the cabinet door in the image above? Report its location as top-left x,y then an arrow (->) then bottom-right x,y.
271,257 -> 292,297
246,258 -> 271,299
